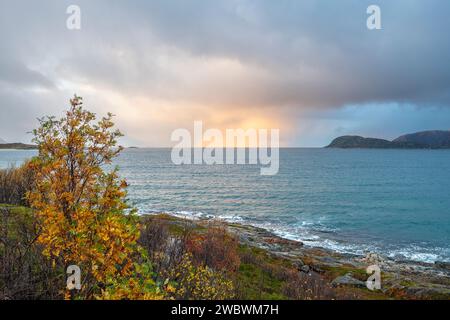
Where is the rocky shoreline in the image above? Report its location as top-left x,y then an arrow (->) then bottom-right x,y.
227,221 -> 450,298
152,213 -> 450,299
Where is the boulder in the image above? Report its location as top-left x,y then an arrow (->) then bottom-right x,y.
311,265 -> 325,274
300,265 -> 310,273
331,273 -> 366,288
358,252 -> 386,267
293,259 -> 305,269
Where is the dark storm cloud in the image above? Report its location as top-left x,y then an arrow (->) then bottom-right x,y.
92,0 -> 450,109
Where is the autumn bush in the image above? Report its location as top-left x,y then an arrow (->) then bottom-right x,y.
26,95 -> 161,299
165,252 -> 235,300
187,221 -> 240,274
139,216 -> 237,300
139,216 -> 189,275
282,269 -> 336,300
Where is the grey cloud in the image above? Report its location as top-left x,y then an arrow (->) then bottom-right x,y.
1,0 -> 450,144
72,1 -> 450,108
3,0 -> 449,108
0,59 -> 54,90
110,0 -> 450,108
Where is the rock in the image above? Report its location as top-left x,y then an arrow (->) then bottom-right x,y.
293,259 -> 305,269
300,265 -> 310,273
311,265 -> 325,274
434,261 -> 450,271
247,236 -> 255,241
358,252 -> 386,267
318,256 -> 343,267
404,286 -> 450,299
331,273 -> 366,288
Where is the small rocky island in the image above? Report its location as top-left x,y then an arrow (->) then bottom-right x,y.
0,143 -> 37,150
327,130 -> 450,149
0,138 -> 37,150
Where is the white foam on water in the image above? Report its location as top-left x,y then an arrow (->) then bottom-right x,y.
172,210 -> 215,220
217,214 -> 244,223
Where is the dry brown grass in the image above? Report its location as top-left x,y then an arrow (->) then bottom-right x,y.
0,161 -> 35,206
0,206 -> 63,300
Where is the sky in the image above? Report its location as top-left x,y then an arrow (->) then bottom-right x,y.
0,0 -> 450,147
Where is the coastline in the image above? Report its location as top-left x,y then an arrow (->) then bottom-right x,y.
143,209 -> 448,264
146,212 -> 450,299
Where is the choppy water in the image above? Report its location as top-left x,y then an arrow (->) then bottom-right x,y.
1,148 -> 449,263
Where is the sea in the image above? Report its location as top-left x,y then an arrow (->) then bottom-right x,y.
1,148 -> 449,263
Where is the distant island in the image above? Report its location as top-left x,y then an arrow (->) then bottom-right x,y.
327,130 -> 450,149
0,143 -> 37,150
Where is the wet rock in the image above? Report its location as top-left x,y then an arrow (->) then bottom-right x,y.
435,261 -> 450,271
331,273 -> 366,288
265,237 -> 301,245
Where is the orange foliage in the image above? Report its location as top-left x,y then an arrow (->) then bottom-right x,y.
27,96 -> 141,299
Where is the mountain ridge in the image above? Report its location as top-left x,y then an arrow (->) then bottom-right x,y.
327,130 -> 450,149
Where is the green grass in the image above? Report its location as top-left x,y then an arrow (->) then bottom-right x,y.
0,204 -> 35,256
235,245 -> 292,299
237,262 -> 287,300
0,204 -> 34,235
321,265 -> 367,280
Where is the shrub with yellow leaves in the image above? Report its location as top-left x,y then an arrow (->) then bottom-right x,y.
27,96 -> 153,299
97,248 -> 165,300
166,253 -> 234,300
